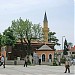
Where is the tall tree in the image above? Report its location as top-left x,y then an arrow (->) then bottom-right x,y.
11,18 -> 43,55
48,31 -> 60,45
11,18 -> 27,55
2,27 -> 16,46
0,33 -> 2,54
24,19 -> 33,55
1,27 -> 16,59
63,39 -> 68,55
32,24 -> 43,41
0,33 -> 2,46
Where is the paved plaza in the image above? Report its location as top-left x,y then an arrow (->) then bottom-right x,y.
0,65 -> 75,75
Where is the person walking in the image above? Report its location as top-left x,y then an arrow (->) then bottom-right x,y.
24,56 -> 28,67
39,57 -> 41,65
64,60 -> 70,73
0,54 -> 5,68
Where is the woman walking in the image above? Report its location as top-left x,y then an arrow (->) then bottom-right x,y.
24,56 -> 28,67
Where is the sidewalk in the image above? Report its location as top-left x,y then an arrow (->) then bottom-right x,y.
0,65 -> 75,75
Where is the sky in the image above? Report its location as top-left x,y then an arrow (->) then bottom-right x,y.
0,0 -> 74,49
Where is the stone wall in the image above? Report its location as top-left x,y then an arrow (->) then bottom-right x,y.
5,60 -> 25,65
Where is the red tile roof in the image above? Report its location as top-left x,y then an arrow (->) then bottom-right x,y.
56,46 -> 75,52
69,46 -> 75,52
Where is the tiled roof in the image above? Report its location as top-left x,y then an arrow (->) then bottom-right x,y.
37,45 -> 52,50
56,46 -> 75,52
69,46 -> 75,52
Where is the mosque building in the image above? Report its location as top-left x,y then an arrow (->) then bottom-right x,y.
0,12 -> 55,64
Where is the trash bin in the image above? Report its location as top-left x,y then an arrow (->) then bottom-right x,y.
14,60 -> 17,65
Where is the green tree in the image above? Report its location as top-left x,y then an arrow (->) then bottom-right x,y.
63,39 -> 68,55
11,18 -> 43,55
48,31 -> 60,45
32,24 -> 43,41
1,27 -> 16,59
11,18 -> 27,55
1,35 -> 6,46
0,33 -> 2,45
2,27 -> 16,46
24,19 -> 33,55
0,33 -> 2,53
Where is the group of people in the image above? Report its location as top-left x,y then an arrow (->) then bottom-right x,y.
23,56 -> 71,73
0,54 -> 72,73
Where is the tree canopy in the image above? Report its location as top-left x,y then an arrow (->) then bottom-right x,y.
0,33 -> 2,46
1,27 -> 16,46
0,17 -> 60,55
11,18 -> 43,55
48,31 -> 60,45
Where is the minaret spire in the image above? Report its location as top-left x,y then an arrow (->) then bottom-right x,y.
42,12 -> 49,43
44,12 -> 47,22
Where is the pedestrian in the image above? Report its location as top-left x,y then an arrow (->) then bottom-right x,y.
64,60 -> 70,73
24,56 -> 28,67
39,57 -> 41,65
0,54 -> 5,68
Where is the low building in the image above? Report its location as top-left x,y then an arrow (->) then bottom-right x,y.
56,46 -> 75,59
36,44 -> 55,64
1,12 -> 55,61
69,46 -> 75,56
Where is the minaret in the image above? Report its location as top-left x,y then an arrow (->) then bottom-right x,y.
42,12 -> 49,43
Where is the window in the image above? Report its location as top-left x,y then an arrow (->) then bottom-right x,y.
49,54 -> 52,62
42,54 -> 45,62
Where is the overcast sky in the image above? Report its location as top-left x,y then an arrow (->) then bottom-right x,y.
0,0 -> 74,49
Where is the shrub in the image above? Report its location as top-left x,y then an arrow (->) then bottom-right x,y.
53,61 -> 58,66
27,59 -> 31,65
60,57 -> 66,64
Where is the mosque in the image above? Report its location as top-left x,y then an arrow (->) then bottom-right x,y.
13,12 -> 55,64
0,12 -> 55,64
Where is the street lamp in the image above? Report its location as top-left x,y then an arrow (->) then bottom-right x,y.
62,36 -> 65,50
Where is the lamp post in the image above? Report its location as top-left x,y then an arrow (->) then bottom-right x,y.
62,36 -> 65,50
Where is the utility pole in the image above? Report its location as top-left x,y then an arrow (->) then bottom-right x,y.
62,36 -> 65,50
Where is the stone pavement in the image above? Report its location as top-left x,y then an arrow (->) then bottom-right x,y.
0,65 -> 75,75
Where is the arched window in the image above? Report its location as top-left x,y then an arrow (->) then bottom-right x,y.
42,54 -> 45,62
49,54 -> 52,62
